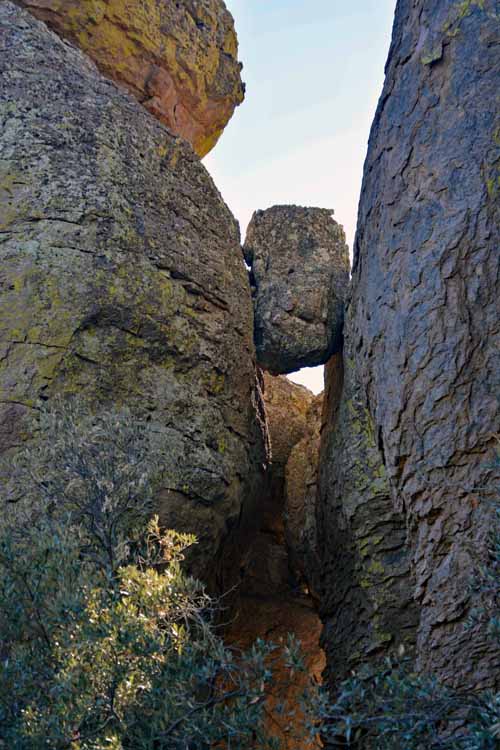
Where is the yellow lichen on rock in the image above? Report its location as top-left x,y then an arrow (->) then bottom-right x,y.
17,0 -> 245,157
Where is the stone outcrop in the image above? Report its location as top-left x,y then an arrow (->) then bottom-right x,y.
320,0 -> 500,689
244,206 -> 350,374
15,0 -> 245,157
0,2 -> 265,589
285,390 -> 323,601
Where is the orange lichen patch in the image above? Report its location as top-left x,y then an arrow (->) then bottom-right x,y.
18,0 -> 244,156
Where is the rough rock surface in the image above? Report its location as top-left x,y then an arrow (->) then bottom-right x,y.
229,373 -> 324,749
0,2 -> 265,589
318,352 -> 418,683
244,206 -> 350,374
15,0 -> 244,157
240,373 -> 313,595
321,0 -> 500,688
285,390 -> 323,601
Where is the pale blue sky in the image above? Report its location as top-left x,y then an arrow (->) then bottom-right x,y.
205,0 -> 396,393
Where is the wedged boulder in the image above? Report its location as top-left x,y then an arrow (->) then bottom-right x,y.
15,0 -> 245,157
285,389 -> 323,601
320,0 -> 500,689
243,206 -> 350,374
0,2 -> 265,589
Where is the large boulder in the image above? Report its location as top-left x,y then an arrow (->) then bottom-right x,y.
15,0 -> 245,157
0,2 -> 265,589
320,0 -> 500,689
244,206 -> 350,374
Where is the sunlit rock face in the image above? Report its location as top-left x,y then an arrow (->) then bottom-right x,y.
0,2 -> 265,590
244,206 -> 350,375
320,0 -> 500,690
15,0 -> 245,157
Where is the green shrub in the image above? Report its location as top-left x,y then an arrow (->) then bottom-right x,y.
0,403 -> 311,749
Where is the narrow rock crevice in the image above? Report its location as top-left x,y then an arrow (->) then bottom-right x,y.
225,373 -> 325,749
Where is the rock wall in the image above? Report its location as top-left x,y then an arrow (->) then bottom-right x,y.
320,0 -> 500,689
14,0 -> 244,157
240,373 -> 313,596
318,352 -> 418,684
0,2 -> 264,589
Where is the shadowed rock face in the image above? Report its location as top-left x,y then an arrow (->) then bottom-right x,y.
244,206 -> 350,375
230,373 -> 324,750
0,2 -> 265,590
320,0 -> 500,689
285,389 -> 323,602
14,0 -> 245,157
241,374 -> 314,596
319,353 -> 418,683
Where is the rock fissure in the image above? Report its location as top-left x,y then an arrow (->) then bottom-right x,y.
226,372 -> 325,749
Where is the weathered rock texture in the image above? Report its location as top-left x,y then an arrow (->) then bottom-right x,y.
285,390 -> 323,601
15,0 -> 244,157
0,2 -> 265,589
320,0 -> 500,689
318,352 -> 418,683
227,595 -> 324,750
229,373 -> 324,749
240,373 -> 314,595
244,206 -> 350,374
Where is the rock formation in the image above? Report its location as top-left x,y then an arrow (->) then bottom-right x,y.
320,0 -> 500,689
3,0 -> 499,731
244,206 -> 350,374
0,2 -> 264,589
285,389 -> 323,601
318,352 -> 418,683
240,373 -> 314,596
14,0 -> 244,157
229,373 -> 324,749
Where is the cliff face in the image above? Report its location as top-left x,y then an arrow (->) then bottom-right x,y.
285,388 -> 323,601
239,374 -> 314,597
318,350 -> 418,683
320,0 -> 500,688
3,0 -> 499,720
0,2 -> 264,589
14,0 -> 244,157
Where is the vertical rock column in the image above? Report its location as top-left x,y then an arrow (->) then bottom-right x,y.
321,0 -> 500,689
318,351 -> 418,683
228,373 -> 324,750
0,3 -> 265,590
